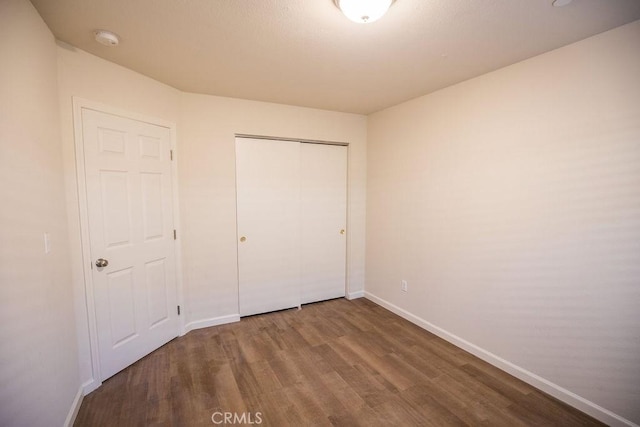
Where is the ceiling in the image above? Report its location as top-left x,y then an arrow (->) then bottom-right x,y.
31,0 -> 640,114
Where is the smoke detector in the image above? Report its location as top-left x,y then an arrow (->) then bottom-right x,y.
94,30 -> 120,47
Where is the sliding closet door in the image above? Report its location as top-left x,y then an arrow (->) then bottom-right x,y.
300,144 -> 348,303
236,138 -> 301,316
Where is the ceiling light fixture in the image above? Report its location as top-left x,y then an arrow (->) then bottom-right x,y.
94,30 -> 120,47
334,0 -> 395,24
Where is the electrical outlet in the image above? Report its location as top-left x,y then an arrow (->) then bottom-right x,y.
401,280 -> 408,292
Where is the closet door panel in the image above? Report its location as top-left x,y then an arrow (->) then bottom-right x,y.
300,144 -> 348,304
236,138 -> 301,316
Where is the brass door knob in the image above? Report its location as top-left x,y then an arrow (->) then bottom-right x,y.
240,236 -> 247,242
340,229 -> 345,235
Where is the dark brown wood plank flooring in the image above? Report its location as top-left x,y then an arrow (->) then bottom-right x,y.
75,298 -> 603,426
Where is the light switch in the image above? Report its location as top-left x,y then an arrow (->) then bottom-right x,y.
44,232 -> 51,254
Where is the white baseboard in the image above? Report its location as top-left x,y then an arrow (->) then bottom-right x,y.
81,377 -> 101,395
346,290 -> 365,300
64,385 -> 84,427
185,314 -> 240,332
364,291 -> 638,427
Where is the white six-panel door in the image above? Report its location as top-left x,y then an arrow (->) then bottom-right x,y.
236,137 -> 347,316
82,108 -> 179,381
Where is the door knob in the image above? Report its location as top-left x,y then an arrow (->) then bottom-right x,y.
340,229 -> 345,235
240,236 -> 247,242
95,258 -> 109,268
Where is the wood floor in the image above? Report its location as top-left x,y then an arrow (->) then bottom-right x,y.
75,298 -> 603,426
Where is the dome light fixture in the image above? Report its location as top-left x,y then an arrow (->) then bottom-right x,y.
334,0 -> 395,24
94,30 -> 120,47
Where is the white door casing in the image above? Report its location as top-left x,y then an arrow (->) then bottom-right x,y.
81,107 -> 179,381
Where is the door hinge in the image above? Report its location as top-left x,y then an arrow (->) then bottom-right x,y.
177,305 -> 181,316
173,229 -> 177,240
170,150 -> 173,161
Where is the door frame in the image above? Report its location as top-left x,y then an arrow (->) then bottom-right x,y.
72,97 -> 185,394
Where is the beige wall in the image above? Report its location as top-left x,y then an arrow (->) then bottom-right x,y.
366,20 -> 640,425
179,93 -> 367,326
0,0 -> 80,425
56,45 -> 367,388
